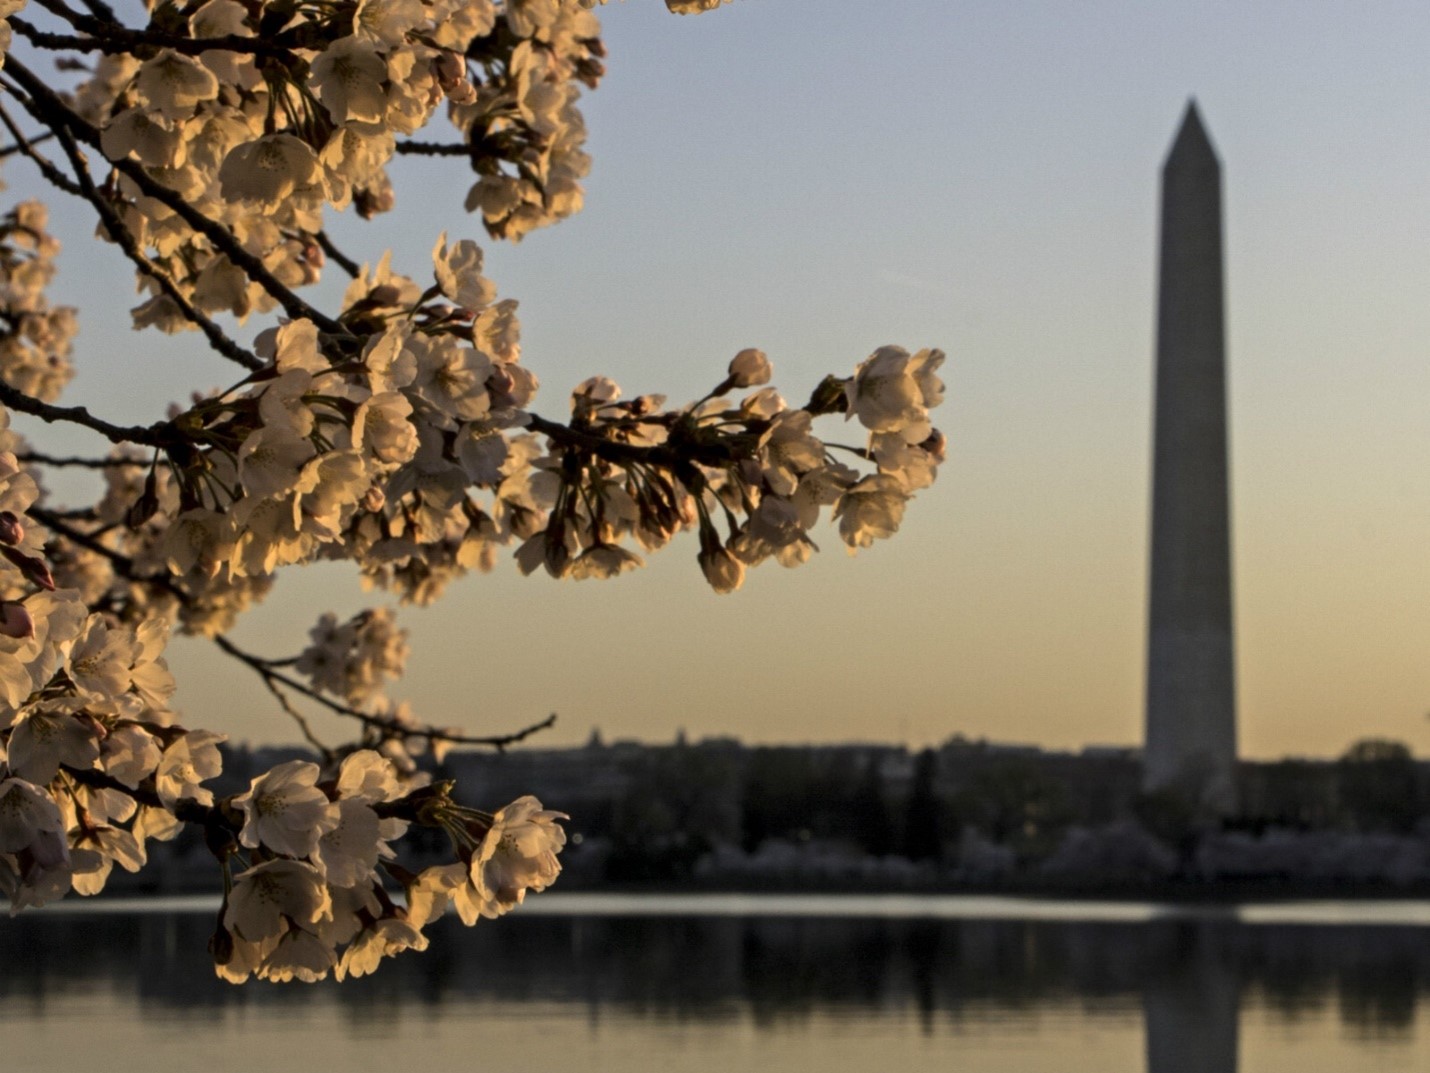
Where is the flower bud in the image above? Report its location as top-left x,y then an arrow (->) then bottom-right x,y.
432,51 -> 465,88
920,428 -> 947,463
1,545 -> 54,590
126,470 -> 160,529
0,511 -> 23,545
698,547 -> 745,594
209,923 -> 235,967
728,348 -> 772,388
0,601 -> 34,639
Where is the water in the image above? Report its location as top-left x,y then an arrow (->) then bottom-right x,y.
4,894 -> 1430,1072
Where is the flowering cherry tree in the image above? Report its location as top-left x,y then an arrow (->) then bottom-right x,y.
0,0 -> 945,982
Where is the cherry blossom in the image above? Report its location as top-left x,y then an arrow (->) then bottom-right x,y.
234,761 -> 339,857
0,0 -> 945,985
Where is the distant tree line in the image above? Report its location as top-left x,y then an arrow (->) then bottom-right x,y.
109,735 -> 1430,894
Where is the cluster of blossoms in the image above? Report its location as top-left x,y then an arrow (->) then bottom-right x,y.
0,0 -> 947,983
296,608 -> 409,707
38,238 -> 943,641
0,199 -> 75,401
57,0 -> 616,334
219,756 -> 566,982
0,399 -> 563,979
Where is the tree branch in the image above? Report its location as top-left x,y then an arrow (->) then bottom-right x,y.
0,96 -> 86,198
0,379 -> 168,446
27,506 -> 186,600
0,130 -> 55,159
212,633 -> 558,751
256,673 -> 335,762
17,450 -> 146,468
74,0 -> 116,22
16,3 -> 308,60
395,141 -> 473,157
525,412 -> 757,472
314,230 -> 360,279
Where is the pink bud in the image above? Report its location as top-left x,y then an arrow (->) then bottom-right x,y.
0,601 -> 35,639
920,429 -> 947,463
1,545 -> 54,590
0,511 -> 24,545
433,51 -> 466,88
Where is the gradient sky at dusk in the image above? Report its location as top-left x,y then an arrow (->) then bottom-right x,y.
13,1 -> 1430,756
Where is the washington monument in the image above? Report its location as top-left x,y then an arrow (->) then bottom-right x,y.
1144,101 -> 1238,814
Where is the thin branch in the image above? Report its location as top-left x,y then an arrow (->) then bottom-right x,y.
16,2 -> 307,59
26,0 -> 88,27
65,765 -> 225,828
0,379 -> 168,446
395,141 -> 473,157
0,130 -> 55,159
17,450 -> 146,468
11,16 -> 306,59
9,16 -> 115,54
213,632 -> 558,750
314,230 -> 360,279
0,96 -> 86,198
27,506 -> 186,599
256,674 -> 335,762
30,512 -> 449,762
74,0 -> 116,21
525,412 -> 755,472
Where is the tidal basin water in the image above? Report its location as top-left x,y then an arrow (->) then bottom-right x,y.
5,894 -> 1430,1072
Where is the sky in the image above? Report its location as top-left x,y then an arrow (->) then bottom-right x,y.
8,1 -> 1430,758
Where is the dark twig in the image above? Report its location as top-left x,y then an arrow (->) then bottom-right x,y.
65,765 -> 225,828
17,450 -> 146,468
10,17 -> 306,60
16,1 -> 307,59
525,412 -> 756,472
256,673 -> 336,762
395,141 -> 473,157
0,96 -> 86,197
0,379 -> 167,446
27,506 -> 187,599
26,0 -> 88,27
0,130 -> 55,158
74,0 -> 116,21
213,633 -> 558,750
314,230 -> 361,279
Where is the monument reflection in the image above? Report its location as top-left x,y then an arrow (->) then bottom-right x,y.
4,906 -> 1430,1072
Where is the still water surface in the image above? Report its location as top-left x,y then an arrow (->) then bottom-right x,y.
3,894 -> 1430,1072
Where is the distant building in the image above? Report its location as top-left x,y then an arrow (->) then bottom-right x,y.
1144,102 -> 1238,815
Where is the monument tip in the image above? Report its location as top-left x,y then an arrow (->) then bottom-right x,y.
1164,99 -> 1219,171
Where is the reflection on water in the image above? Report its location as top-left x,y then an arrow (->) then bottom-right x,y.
3,896 -> 1430,1072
